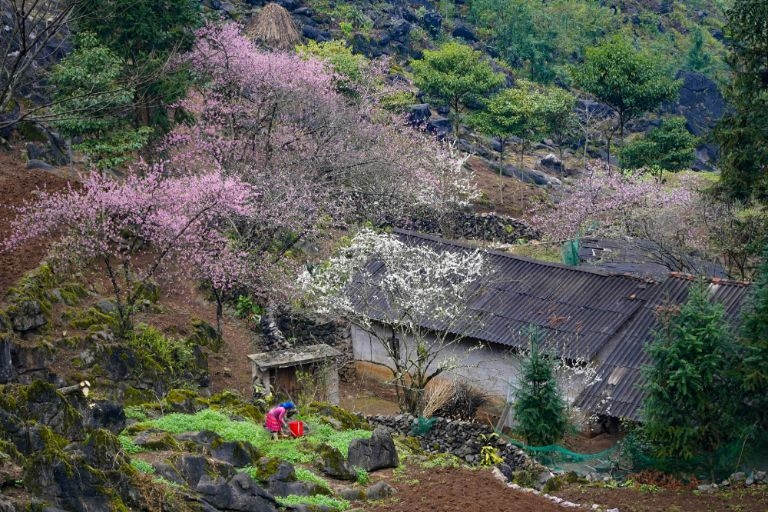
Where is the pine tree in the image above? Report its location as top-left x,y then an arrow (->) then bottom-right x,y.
514,329 -> 567,446
642,279 -> 738,460
739,246 -> 768,428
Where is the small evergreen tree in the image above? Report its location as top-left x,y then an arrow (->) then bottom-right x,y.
642,279 -> 738,460
514,329 -> 568,446
739,246 -> 768,428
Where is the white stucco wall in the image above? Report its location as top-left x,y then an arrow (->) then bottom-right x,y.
351,322 -> 594,426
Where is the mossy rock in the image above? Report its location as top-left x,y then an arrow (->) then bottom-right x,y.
123,387 -> 156,407
51,282 -> 88,306
3,265 -> 56,331
395,435 -> 424,455
308,402 -> 370,430
83,429 -> 125,468
189,319 -> 223,352
251,456 -> 285,482
542,475 -> 563,493
132,281 -> 159,303
208,391 -> 264,422
64,307 -> 117,331
316,443 -> 357,481
164,388 -> 206,414
134,431 -> 181,451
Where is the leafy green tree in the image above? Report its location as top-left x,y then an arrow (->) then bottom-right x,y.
50,33 -> 151,169
514,329 -> 568,446
571,36 -> 680,147
641,279 -> 738,460
74,0 -> 202,128
738,246 -> 768,428
411,42 -> 505,136
714,0 -> 768,201
620,117 -> 698,174
538,85 -> 577,161
469,0 -> 555,82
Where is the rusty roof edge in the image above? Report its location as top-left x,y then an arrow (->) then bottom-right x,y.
393,229 -> 658,283
666,271 -> 752,287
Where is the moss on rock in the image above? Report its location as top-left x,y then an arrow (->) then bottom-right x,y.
64,307 -> 117,331
308,402 -> 370,430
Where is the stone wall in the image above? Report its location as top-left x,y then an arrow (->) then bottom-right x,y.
368,413 -> 531,470
391,210 -> 540,245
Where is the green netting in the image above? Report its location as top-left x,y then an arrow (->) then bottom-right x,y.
497,430 -> 622,474
627,427 -> 768,481
411,416 -> 437,436
496,427 -> 768,480
561,239 -> 580,267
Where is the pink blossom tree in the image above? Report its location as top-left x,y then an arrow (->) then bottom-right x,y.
530,162 -> 710,273
5,164 -> 255,335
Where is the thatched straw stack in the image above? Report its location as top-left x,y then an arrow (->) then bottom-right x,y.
246,2 -> 301,50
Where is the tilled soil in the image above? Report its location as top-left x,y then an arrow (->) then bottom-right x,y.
556,483 -> 768,512
366,467 -> 565,512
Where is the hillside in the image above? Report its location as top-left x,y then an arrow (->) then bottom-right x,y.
2,0 -> 768,511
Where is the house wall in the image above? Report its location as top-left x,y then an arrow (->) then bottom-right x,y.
351,322 -> 593,427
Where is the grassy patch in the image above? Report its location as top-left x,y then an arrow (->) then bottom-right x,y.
124,406 -> 150,422
276,494 -> 350,511
131,409 -> 371,464
419,453 -> 465,469
295,467 -> 331,491
355,468 -> 370,485
130,458 -> 155,474
119,435 -> 143,454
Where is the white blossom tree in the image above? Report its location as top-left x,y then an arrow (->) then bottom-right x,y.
300,229 -> 486,415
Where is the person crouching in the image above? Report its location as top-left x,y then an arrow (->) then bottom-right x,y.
264,401 -> 295,440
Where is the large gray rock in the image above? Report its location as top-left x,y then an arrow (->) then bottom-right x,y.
197,473 -> 279,512
211,440 -> 261,468
347,426 -> 398,472
539,153 -> 564,173
501,166 -> 562,187
0,337 -> 16,383
317,443 -> 357,480
9,300 -> 46,332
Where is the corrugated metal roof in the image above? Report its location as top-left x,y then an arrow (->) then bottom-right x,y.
574,274 -> 751,421
356,230 -> 653,361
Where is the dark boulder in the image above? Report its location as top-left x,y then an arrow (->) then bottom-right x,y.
347,426 -> 398,472
501,165 -> 562,187
452,23 -> 477,42
0,336 -> 16,383
8,300 -> 46,333
539,153 -> 564,173
421,11 -> 442,34
84,401 -> 125,434
426,116 -> 452,139
317,443 -> 357,480
365,481 -> 396,500
211,440 -> 261,468
266,461 -> 317,496
172,453 -> 236,487
406,104 -> 431,126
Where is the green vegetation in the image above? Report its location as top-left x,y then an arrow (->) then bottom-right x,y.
572,35 -> 680,146
621,117 -> 699,174
119,435 -> 143,455
715,0 -> 768,201
276,494 -> 350,511
125,324 -> 197,383
296,40 -> 372,97
738,246 -> 768,428
129,409 -> 371,464
295,467 -> 331,491
514,329 -> 567,446
411,42 -> 505,135
130,458 -> 156,474
642,279 -> 738,460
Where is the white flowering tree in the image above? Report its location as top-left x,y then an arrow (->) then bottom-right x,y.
300,229 -> 486,415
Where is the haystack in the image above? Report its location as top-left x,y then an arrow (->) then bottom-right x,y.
246,3 -> 301,50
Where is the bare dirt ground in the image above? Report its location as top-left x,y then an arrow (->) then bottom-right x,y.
0,149 -> 76,295
366,467 -> 565,512
557,483 -> 768,512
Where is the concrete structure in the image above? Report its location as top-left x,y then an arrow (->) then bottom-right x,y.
249,344 -> 342,405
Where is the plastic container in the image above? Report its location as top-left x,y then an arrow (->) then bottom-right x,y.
288,420 -> 304,438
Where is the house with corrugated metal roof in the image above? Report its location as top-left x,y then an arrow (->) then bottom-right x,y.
350,229 -> 751,426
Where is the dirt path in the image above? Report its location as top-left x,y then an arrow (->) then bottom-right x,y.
366,467 -> 565,512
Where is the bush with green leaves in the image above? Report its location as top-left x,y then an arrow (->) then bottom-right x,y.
50,32 -> 152,169
513,329 -> 568,446
641,279 -> 739,460
411,42 -> 505,136
296,40 -> 373,97
620,117 -> 698,173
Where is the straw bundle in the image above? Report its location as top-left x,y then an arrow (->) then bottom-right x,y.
246,3 -> 301,50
